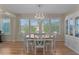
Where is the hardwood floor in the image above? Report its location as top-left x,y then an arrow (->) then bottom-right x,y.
0,41 -> 78,55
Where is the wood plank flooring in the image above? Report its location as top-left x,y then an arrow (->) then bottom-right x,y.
0,41 -> 78,55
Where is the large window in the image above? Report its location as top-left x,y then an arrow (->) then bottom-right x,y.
20,18 -> 60,34
30,19 -> 39,38
0,21 -> 1,31
20,18 -> 60,38
30,19 -> 39,33
2,16 -> 10,34
42,19 -> 49,33
66,20 -> 68,34
75,17 -> 79,37
20,19 -> 29,34
69,18 -> 73,35
50,19 -> 60,33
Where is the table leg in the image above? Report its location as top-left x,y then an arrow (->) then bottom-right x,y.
27,40 -> 28,54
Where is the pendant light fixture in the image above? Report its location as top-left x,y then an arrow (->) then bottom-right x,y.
34,4 -> 45,19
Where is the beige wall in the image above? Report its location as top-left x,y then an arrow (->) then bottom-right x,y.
0,13 -> 67,42
8,14 -> 66,42
2,14 -> 66,42
0,13 -> 69,42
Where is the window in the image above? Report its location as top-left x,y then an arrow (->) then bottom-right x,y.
0,21 -> 1,31
66,20 -> 68,34
50,19 -> 60,33
68,18 -> 73,35
30,19 -> 39,38
42,19 -> 49,33
2,16 -> 10,34
19,18 -> 61,38
75,17 -> 79,37
20,19 -> 29,34
30,19 -> 39,33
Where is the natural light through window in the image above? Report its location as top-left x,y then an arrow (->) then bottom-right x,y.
2,16 -> 10,34
20,18 -> 60,38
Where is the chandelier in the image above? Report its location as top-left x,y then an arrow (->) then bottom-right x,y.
34,4 -> 45,19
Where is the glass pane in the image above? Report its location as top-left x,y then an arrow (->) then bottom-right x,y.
75,17 -> 79,37
69,18 -> 73,35
0,21 -> 1,31
42,19 -> 49,33
30,19 -> 39,38
20,19 -> 29,34
30,19 -> 39,33
51,19 -> 60,33
2,17 -> 10,33
66,20 -> 68,34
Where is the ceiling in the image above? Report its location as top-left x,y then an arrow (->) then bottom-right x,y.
0,4 -> 77,14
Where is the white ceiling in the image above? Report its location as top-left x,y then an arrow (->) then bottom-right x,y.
0,4 -> 77,14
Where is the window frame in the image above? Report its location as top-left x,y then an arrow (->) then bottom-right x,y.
30,19 -> 40,34
1,16 -> 11,35
50,18 -> 61,34
20,18 -> 30,34
75,17 -> 79,37
41,18 -> 50,33
19,18 -> 61,39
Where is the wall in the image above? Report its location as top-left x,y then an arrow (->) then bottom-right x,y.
12,14 -> 65,42
64,6 -> 79,54
0,12 -> 66,42
64,12 -> 79,54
